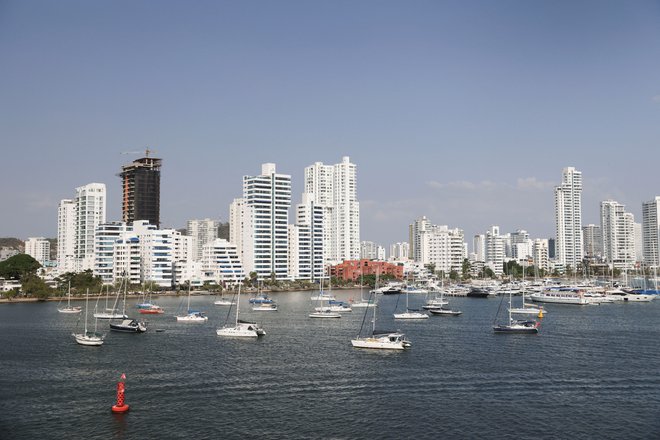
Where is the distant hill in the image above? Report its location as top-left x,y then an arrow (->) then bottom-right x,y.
0,238 -> 24,251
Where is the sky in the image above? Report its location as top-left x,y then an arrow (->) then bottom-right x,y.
1,0 -> 660,248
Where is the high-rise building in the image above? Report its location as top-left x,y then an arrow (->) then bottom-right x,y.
582,224 -> 603,261
94,222 -> 132,284
304,157 -> 360,264
288,193 -> 325,280
201,238 -> 245,285
485,226 -> 505,275
187,218 -> 219,261
233,163 -> 291,280
473,234 -> 486,262
409,216 -> 431,262
360,241 -> 379,260
57,199 -> 76,273
24,237 -> 50,266
119,153 -> 162,227
634,222 -> 643,263
533,239 -> 550,272
75,183 -> 106,271
389,242 -> 410,261
642,196 -> 660,267
600,200 -> 635,270
554,167 -> 583,269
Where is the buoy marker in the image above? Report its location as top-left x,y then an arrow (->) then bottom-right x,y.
111,373 -> 130,413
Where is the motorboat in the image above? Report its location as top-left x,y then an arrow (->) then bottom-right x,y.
529,288 -> 590,305
607,289 -> 655,302
110,319 -> 147,333
467,287 -> 494,298
428,308 -> 462,316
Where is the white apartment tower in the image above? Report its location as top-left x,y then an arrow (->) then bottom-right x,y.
533,239 -> 550,272
288,193 -> 325,280
473,234 -> 486,262
94,222 -> 132,284
57,199 -> 76,274
600,200 -> 635,270
554,167 -> 583,269
642,196 -> 660,267
389,242 -> 410,261
410,216 -> 431,263
304,157 -> 360,264
582,224 -> 603,261
74,183 -> 107,271
234,163 -> 291,280
25,237 -> 50,266
187,218 -> 219,261
485,226 -> 505,275
201,238 -> 245,285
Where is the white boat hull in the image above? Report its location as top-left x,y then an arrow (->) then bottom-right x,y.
176,314 -> 208,322
58,307 -> 82,314
94,312 -> 128,319
309,311 -> 341,318
509,307 -> 545,315
351,302 -> 376,308
216,322 -> 265,337
393,312 -> 428,319
529,293 -> 589,305
73,333 -> 104,346
351,335 -> 410,350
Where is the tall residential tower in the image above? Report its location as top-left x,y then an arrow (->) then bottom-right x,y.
119,152 -> 162,227
554,167 -> 583,269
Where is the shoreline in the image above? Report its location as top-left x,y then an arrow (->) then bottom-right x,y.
0,285 -> 365,304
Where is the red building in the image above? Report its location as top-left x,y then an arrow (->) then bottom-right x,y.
330,259 -> 404,281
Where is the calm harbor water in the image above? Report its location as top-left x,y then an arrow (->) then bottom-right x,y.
1,290 -> 659,439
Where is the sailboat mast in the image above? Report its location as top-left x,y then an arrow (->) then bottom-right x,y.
236,284 -> 241,326
84,289 -> 89,334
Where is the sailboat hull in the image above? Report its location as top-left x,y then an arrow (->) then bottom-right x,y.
58,307 -> 82,314
351,336 -> 408,350
73,332 -> 104,346
492,325 -> 539,334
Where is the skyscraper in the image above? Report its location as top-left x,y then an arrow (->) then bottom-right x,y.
57,199 -> 76,273
600,200 -> 635,270
119,153 -> 162,227
232,163 -> 291,280
642,196 -> 660,267
554,167 -> 583,269
304,156 -> 360,264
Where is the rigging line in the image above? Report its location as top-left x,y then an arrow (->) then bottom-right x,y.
356,290 -> 373,337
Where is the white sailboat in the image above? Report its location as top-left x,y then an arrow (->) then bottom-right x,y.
493,291 -> 539,334
72,289 -> 105,346
57,282 -> 81,314
110,278 -> 147,332
309,278 -> 341,318
176,282 -> 208,322
217,284 -> 266,337
352,272 -> 411,350
310,277 -> 336,302
94,284 -> 128,319
352,272 -> 376,308
509,267 -> 546,316
393,289 -> 428,319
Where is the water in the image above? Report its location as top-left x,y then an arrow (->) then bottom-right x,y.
1,291 -> 659,439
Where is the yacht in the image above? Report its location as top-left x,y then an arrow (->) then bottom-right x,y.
529,288 -> 589,305
351,331 -> 412,350
110,319 -> 147,333
217,285 -> 266,337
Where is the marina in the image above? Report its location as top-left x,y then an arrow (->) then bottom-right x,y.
2,288 -> 659,438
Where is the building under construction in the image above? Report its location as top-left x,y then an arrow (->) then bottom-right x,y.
119,153 -> 162,228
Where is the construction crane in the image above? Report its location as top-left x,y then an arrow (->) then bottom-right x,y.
120,148 -> 156,157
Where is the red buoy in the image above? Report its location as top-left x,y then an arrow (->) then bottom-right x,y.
111,373 -> 130,413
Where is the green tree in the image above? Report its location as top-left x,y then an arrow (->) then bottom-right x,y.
461,259 -> 471,280
21,274 -> 53,299
0,254 -> 41,279
449,270 -> 459,281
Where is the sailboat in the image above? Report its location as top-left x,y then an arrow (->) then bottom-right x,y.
393,287 -> 428,319
94,284 -> 128,319
57,282 -> 81,314
352,271 -> 376,308
493,291 -> 539,334
72,289 -> 105,346
509,266 -> 546,316
351,291 -> 411,350
217,284 -> 266,337
176,282 -> 208,322
137,283 -> 165,314
351,271 -> 411,350
309,278 -> 341,318
427,290 -> 462,316
310,277 -> 336,302
110,278 -> 147,333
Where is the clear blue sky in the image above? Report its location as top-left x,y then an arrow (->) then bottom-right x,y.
1,0 -> 659,246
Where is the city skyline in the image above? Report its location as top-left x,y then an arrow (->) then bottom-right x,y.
2,1 -> 660,244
